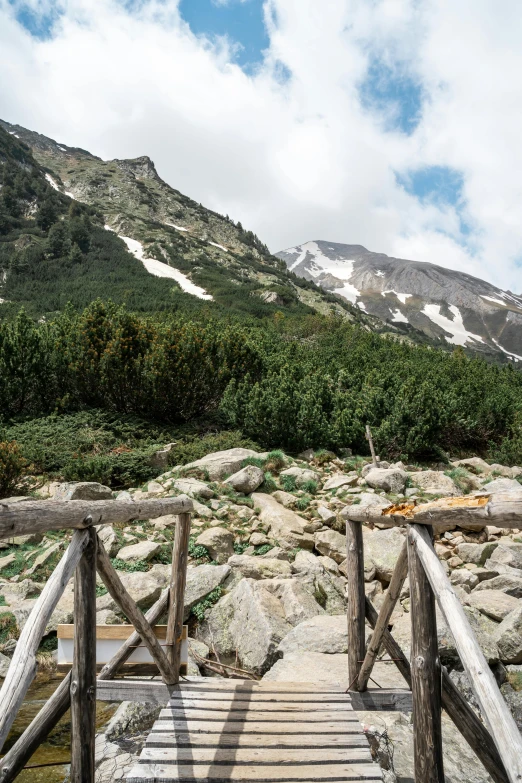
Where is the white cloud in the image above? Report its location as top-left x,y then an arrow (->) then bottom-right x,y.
1,0 -> 522,291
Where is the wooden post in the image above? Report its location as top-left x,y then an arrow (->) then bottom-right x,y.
365,425 -> 379,468
70,527 -> 97,783
407,524 -> 444,783
166,511 -> 191,681
358,540 -> 408,691
345,520 -> 365,691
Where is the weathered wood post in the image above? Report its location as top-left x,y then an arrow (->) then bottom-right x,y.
166,511 -> 191,682
70,526 -> 97,783
407,524 -> 444,783
365,425 -> 379,468
346,519 -> 365,690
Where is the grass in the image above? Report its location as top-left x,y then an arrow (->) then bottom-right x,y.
444,467 -> 475,495
253,544 -> 272,556
313,449 -> 336,465
0,596 -> 6,607
188,537 -> 210,561
96,585 -> 108,597
280,474 -> 297,493
507,671 -> 522,691
260,471 -> 277,493
0,612 -> 18,645
233,542 -> 249,555
295,494 -> 312,511
301,479 -> 318,495
111,558 -> 149,573
191,587 -> 223,622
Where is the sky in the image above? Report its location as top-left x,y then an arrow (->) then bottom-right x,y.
1,0 -> 522,291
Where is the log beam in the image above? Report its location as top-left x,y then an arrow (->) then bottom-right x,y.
345,520 -> 365,691
166,512 -> 191,680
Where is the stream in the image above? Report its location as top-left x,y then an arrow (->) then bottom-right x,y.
3,675 -> 118,783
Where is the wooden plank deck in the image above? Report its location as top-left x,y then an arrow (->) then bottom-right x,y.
126,678 -> 382,783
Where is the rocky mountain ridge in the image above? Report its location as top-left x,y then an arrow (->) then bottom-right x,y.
277,240 -> 522,361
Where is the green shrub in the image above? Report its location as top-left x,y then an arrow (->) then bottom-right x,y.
280,474 -> 297,492
110,558 -> 149,573
313,449 -> 335,465
301,479 -> 318,495
0,440 -> 26,497
253,544 -> 272,556
191,587 -> 223,621
445,467 -> 475,495
295,494 -> 311,511
233,542 -> 249,555
188,537 -> 210,561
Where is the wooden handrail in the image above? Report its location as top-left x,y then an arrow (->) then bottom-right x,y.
0,496 -> 193,539
409,523 -> 522,783
0,529 -> 91,751
342,492 -> 522,528
167,511 -> 191,681
345,520 -> 365,691
357,540 -> 408,691
96,537 -> 177,684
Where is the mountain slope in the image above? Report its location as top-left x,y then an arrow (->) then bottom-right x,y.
1,119 -> 368,323
276,241 -> 522,361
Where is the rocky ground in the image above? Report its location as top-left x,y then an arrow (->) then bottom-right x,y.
1,447 -> 522,782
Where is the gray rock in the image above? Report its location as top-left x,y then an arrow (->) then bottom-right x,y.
182,448 -> 262,481
262,578 -> 325,626
450,569 -> 479,590
271,490 -> 297,508
224,465 -> 265,494
105,701 -> 160,741
97,525 -> 120,557
314,529 -> 346,563
171,478 -> 214,499
115,540 -> 161,562
0,652 -> 10,677
316,505 -> 337,525
357,493 -> 393,510
252,493 -> 314,550
249,532 -> 270,546
365,468 -> 407,494
456,541 -> 499,566
263,652 -> 407,689
452,457 -> 492,474
323,473 -> 358,491
149,443 -> 175,470
227,554 -> 292,580
363,527 -> 406,583
494,606 -> 522,663
195,527 -> 234,564
53,481 -> 113,501
472,574 -> 522,598
279,466 -> 320,487
411,470 -> 458,496
489,463 -> 518,478
184,564 -> 231,620
501,683 -> 522,732
481,477 -> 522,494
489,543 -> 522,570
466,589 -> 520,621
277,615 -> 348,655
201,578 -> 292,674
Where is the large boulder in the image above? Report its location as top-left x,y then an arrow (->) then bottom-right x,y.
494,606 -> 522,664
466,589 -> 520,621
224,465 -> 264,494
279,466 -> 320,487
489,544 -> 522,571
452,457 -> 492,475
314,529 -> 346,563
227,555 -> 292,580
171,478 -> 214,499
184,563 -> 230,621
195,527 -> 234,564
323,473 -> 358,491
53,482 -> 113,501
363,527 -> 406,583
481,477 -> 522,494
456,541 -> 499,566
115,541 -> 161,562
182,448 -> 261,481
277,615 -> 347,655
262,578 -> 325,626
199,578 -> 292,674
251,493 -> 315,550
365,468 -> 407,494
97,525 -> 120,557
410,471 -> 458,496
472,574 -> 522,598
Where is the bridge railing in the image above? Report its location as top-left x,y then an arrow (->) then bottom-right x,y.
0,495 -> 193,783
343,493 -> 522,783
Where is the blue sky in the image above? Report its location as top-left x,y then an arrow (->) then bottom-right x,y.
179,0 -> 268,70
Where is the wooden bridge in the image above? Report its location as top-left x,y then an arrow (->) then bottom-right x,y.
1,491 -> 522,783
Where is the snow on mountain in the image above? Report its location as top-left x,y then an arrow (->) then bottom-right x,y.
277,240 -> 522,359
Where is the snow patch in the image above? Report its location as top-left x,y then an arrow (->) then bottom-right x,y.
357,301 -> 367,311
288,242 -> 361,303
382,290 -> 412,305
480,294 -> 506,307
64,191 -> 76,200
165,222 -> 188,232
332,283 -> 360,304
391,309 -> 408,323
45,173 -> 60,191
422,304 -> 483,346
492,339 -> 522,362
8,132 -> 19,138
375,270 -> 385,277
119,235 -> 213,300
500,291 -> 522,308
208,241 -> 228,252
58,146 -> 67,152
104,224 -> 114,232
